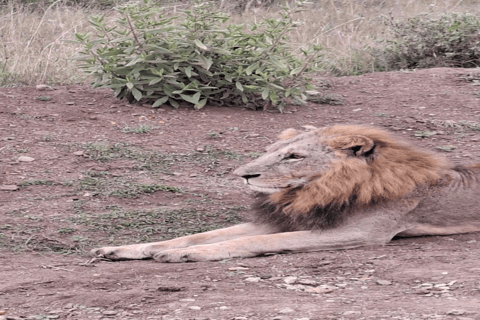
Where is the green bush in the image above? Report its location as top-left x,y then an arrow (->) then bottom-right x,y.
73,0 -> 321,111
376,13 -> 480,70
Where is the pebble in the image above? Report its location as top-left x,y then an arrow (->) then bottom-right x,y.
297,279 -> 317,286
244,277 -> 261,283
343,311 -> 361,316
0,311 -> 5,315
18,156 -> 35,162
73,151 -> 84,156
278,307 -> 295,314
376,279 -> 392,286
284,276 -> 298,284
189,306 -> 201,310
36,84 -> 53,91
446,309 -> 466,316
102,310 -> 118,316
0,185 -> 19,191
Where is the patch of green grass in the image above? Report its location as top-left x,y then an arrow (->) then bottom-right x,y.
68,206 -> 244,242
414,131 -> 437,138
18,180 -> 56,187
77,174 -> 181,198
110,183 -> 182,198
121,124 -> 158,134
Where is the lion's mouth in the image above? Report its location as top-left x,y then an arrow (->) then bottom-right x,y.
245,184 -> 283,194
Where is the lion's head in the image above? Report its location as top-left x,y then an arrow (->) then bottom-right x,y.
234,125 -> 449,231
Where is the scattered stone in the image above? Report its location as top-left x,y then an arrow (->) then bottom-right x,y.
305,286 -> 335,294
278,307 -> 295,314
376,279 -> 392,286
18,156 -> 35,162
297,278 -> 317,286
244,277 -> 261,283
36,84 -> 53,91
189,306 -> 201,310
446,309 -> 466,316
0,185 -> 19,191
228,267 -> 249,271
284,276 -> 297,284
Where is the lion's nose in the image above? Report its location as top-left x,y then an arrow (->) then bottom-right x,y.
241,174 -> 260,183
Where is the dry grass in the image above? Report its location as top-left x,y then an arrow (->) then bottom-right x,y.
0,1 -> 99,85
231,0 -> 480,75
0,0 -> 478,86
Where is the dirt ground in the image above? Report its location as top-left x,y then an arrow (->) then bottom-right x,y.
1,67 -> 480,320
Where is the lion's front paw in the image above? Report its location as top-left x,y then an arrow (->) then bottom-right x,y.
90,245 -> 151,260
90,247 -> 121,260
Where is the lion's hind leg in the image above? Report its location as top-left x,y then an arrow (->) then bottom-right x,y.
90,223 -> 274,260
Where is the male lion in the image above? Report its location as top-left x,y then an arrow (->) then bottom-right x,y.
91,125 -> 480,262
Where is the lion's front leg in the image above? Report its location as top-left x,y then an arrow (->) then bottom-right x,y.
155,215 -> 406,262
90,223 -> 274,260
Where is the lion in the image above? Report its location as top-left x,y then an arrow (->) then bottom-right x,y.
91,125 -> 480,263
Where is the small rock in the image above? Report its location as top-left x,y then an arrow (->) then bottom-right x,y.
179,298 -> 195,302
0,310 -> 5,315
73,151 -> 84,156
376,279 -> 392,286
284,276 -> 297,284
446,309 -> 466,316
66,102 -> 75,105
18,156 -> 35,162
228,267 -> 249,271
343,311 -> 361,316
36,84 -> 53,91
305,286 -> 334,294
0,185 -> 19,191
189,306 -> 201,310
0,316 -> 6,320
244,277 -> 261,283
352,108 -> 362,112
297,279 -> 317,286
278,307 -> 295,314
219,306 -> 230,310
335,283 -> 348,288
102,310 -> 118,316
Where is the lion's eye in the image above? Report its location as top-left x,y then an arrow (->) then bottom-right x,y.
282,153 -> 304,161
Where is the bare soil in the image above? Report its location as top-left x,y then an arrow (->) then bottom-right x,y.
1,68 -> 480,320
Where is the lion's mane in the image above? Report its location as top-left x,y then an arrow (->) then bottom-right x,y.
251,125 -> 450,232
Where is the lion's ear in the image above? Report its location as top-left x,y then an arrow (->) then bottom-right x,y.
278,128 -> 299,140
278,125 -> 317,140
330,135 -> 376,158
